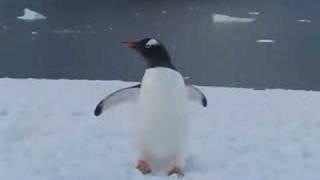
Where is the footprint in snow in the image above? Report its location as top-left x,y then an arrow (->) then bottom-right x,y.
71,111 -> 86,116
0,109 -> 9,116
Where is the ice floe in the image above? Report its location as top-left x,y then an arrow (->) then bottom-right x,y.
212,14 -> 256,23
248,11 -> 260,16
256,39 -> 275,43
17,8 -> 47,21
297,19 -> 312,23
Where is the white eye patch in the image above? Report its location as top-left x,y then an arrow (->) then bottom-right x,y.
145,39 -> 160,48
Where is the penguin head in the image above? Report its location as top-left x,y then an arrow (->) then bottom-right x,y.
122,38 -> 175,69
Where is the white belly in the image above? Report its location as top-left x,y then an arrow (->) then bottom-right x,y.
138,67 -> 188,167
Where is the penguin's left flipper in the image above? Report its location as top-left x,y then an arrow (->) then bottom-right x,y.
186,85 -> 208,107
94,84 -> 141,116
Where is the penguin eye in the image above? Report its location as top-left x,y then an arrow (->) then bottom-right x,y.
145,44 -> 152,49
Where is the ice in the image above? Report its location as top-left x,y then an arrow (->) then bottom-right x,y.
297,19 -> 312,23
0,78 -> 319,180
17,8 -> 47,21
212,14 -> 256,23
256,39 -> 275,43
248,12 -> 260,16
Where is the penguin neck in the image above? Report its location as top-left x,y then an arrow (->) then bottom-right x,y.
146,61 -> 176,70
145,57 -> 176,70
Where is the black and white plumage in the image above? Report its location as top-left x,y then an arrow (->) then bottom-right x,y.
94,84 -> 206,116
94,38 -> 207,176
94,84 -> 141,116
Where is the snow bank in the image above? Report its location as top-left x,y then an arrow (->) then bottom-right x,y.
212,14 -> 256,23
17,8 -> 47,21
0,78 -> 319,180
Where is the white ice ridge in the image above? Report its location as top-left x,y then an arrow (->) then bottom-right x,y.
256,39 -> 275,43
212,14 -> 256,23
17,8 -> 47,21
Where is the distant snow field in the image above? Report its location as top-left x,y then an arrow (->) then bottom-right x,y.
17,8 -> 47,21
0,78 -> 319,180
212,14 -> 256,23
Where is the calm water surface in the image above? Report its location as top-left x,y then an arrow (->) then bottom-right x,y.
0,0 -> 319,90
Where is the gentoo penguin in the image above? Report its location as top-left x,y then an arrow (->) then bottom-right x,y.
94,38 -> 207,176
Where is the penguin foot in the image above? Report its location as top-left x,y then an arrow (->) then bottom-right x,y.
168,166 -> 184,177
136,160 -> 152,175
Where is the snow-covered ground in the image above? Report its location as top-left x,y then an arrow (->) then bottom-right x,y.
0,78 -> 319,180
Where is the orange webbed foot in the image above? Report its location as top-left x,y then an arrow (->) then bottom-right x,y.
136,160 -> 152,175
168,166 -> 184,177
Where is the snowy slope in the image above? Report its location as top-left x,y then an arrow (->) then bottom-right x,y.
0,78 -> 319,180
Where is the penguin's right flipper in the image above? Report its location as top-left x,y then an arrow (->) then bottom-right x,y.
186,85 -> 208,107
94,84 -> 141,116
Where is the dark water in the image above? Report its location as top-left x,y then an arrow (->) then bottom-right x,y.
0,0 -> 319,90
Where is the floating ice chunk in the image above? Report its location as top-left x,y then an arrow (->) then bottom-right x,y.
297,19 -> 312,23
249,11 -> 260,16
212,14 -> 256,23
17,8 -> 47,21
31,31 -> 38,35
256,39 -> 275,43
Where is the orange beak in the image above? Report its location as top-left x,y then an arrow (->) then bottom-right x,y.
122,41 -> 137,48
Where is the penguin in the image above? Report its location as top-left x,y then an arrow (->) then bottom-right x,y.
94,38 -> 207,176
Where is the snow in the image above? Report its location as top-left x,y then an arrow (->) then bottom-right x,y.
212,14 -> 256,23
1,78 -> 320,180
256,39 -> 275,43
17,8 -> 47,21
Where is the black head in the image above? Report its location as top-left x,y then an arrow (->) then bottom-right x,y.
122,38 -> 175,69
